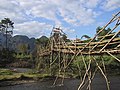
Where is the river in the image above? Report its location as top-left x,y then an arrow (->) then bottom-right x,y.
0,75 -> 120,90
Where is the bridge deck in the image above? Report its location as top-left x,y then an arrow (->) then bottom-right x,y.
39,37 -> 120,56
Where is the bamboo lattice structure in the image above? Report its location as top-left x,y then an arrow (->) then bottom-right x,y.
37,11 -> 120,90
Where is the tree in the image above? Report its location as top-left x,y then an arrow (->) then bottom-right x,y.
81,35 -> 91,40
36,36 -> 49,47
0,18 -> 14,34
96,26 -> 112,40
17,43 -> 28,55
0,18 -> 14,49
0,18 -> 14,61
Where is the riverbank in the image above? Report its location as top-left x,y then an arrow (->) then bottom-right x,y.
0,68 -> 120,87
0,80 -> 35,87
0,68 -> 76,87
0,68 -> 55,87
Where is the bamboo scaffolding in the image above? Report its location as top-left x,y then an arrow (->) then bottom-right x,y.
92,56 -> 110,90
37,11 -> 120,90
97,33 -> 116,39
90,23 -> 120,52
79,11 -> 120,53
99,30 -> 120,52
77,54 -> 92,90
106,51 -> 120,62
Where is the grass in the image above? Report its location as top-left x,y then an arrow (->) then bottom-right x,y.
0,69 -> 13,75
0,68 -> 51,81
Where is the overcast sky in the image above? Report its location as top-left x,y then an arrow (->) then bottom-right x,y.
0,0 -> 120,39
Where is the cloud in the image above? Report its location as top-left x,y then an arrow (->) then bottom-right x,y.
14,21 -> 52,38
102,0 -> 120,11
16,0 -> 101,26
0,0 -> 119,38
55,0 -> 99,26
0,0 -> 24,23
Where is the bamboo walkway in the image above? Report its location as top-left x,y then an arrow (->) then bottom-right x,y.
37,11 -> 120,90
38,11 -> 120,56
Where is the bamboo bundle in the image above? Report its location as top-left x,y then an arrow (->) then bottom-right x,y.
97,33 -> 115,39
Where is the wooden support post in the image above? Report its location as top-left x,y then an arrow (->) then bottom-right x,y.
50,37 -> 54,75
58,33 -> 61,75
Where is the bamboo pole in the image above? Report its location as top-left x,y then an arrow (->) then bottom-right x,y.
92,56 -> 110,90
78,53 -> 92,90
99,30 -> 120,52
80,11 -> 120,53
106,51 -> 120,62
90,23 -> 120,52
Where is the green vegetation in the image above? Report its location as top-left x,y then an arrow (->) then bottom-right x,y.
17,43 -> 30,55
36,36 -> 49,47
15,54 -> 31,59
73,55 -> 120,76
35,26 -> 120,77
0,17 -> 120,83
0,69 -> 13,75
81,35 -> 91,40
0,68 -> 53,81
96,26 -> 120,40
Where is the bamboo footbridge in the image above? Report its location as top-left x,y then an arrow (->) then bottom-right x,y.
37,11 -> 120,90
39,11 -> 120,59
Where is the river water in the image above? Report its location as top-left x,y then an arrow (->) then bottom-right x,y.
0,75 -> 120,90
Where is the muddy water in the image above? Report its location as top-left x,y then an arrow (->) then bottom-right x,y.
0,75 -> 120,90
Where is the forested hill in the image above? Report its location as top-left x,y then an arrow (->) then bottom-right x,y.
0,33 -> 36,53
